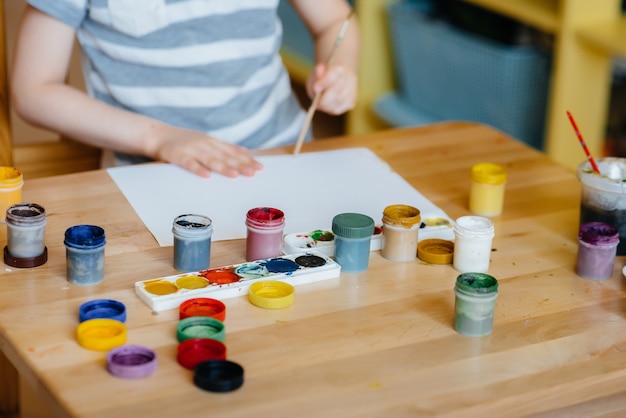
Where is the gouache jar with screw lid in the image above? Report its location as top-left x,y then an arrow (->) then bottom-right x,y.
575,221 -> 619,280
454,272 -> 499,337
245,207 -> 285,261
469,163 -> 507,217
64,225 -> 106,286
172,214 -> 213,272
4,203 -> 47,268
0,167 -> 23,223
332,213 -> 375,273
381,204 -> 421,262
453,216 -> 494,273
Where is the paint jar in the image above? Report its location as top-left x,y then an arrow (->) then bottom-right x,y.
578,157 -> 626,255
453,215 -> 494,273
64,225 -> 106,286
469,162 -> 507,217
454,272 -> 499,337
4,203 -> 47,268
332,213 -> 375,273
245,207 -> 285,261
381,204 -> 421,262
172,214 -> 213,272
0,167 -> 23,223
575,221 -> 619,280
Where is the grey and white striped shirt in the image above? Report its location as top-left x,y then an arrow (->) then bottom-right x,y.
28,0 -> 307,163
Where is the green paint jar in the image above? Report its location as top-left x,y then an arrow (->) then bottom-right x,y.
453,272 -> 498,337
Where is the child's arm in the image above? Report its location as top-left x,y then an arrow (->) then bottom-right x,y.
10,6 -> 262,178
291,0 -> 360,115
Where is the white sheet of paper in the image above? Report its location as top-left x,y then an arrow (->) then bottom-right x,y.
107,148 -> 452,246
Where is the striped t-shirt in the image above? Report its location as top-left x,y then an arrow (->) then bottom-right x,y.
27,0 -> 307,163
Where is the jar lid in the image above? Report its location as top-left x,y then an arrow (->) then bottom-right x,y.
177,316 -> 225,342
382,204 -> 421,228
107,345 -> 157,379
0,167 -> 23,187
579,222 -> 619,246
455,272 -> 498,294
577,157 -> 626,193
194,360 -> 244,392
248,280 -> 295,309
64,225 -> 106,249
471,163 -> 507,185
76,318 -> 127,351
454,216 -> 494,237
172,214 -> 213,236
5,203 -> 46,225
177,338 -> 227,370
179,297 -> 226,321
417,239 -> 454,264
79,299 -> 126,323
332,213 -> 375,239
3,246 -> 48,268
245,207 -> 285,228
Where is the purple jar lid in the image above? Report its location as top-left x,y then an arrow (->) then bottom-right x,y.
579,222 -> 619,246
106,345 -> 157,379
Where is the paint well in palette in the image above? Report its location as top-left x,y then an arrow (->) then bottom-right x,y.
135,252 -> 341,312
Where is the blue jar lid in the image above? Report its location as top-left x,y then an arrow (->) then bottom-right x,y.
64,225 -> 106,249
79,299 -> 126,323
331,213 -> 375,239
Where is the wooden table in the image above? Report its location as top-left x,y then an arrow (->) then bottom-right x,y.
2,122 -> 622,417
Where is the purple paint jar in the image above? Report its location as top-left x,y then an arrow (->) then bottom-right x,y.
245,207 -> 285,261
575,221 -> 619,280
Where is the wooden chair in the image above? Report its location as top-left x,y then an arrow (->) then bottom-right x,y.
0,0 -> 11,167
1,0 -> 101,179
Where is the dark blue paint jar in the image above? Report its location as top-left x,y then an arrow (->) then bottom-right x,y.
64,225 -> 106,286
332,213 -> 375,273
172,214 -> 213,272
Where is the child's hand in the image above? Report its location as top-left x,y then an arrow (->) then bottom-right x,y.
306,63 -> 357,115
151,127 -> 264,178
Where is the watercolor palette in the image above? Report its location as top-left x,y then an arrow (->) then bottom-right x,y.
135,252 -> 341,312
282,217 -> 454,256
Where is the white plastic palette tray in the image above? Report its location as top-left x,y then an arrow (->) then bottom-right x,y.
135,252 -> 341,312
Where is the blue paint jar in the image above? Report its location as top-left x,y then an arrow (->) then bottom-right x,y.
172,214 -> 213,272
64,225 -> 106,286
331,213 -> 375,273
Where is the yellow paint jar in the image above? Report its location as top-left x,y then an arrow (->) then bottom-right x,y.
0,167 -> 23,223
469,163 -> 506,217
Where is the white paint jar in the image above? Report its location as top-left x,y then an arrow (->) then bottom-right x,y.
452,216 -> 494,273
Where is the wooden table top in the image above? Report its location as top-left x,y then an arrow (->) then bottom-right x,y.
2,121 -> 621,417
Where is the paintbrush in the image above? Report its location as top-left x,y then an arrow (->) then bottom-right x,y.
293,10 -> 354,155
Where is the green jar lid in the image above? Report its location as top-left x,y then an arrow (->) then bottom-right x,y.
455,273 -> 498,294
177,316 -> 225,342
331,213 -> 375,239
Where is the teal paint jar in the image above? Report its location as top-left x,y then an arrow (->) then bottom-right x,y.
453,272 -> 498,337
331,213 -> 375,273
64,225 -> 106,286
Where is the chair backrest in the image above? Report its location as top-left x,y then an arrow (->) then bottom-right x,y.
0,0 -> 102,178
0,0 -> 12,166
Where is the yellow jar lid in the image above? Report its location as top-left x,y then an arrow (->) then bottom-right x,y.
76,318 -> 127,351
248,280 -> 294,309
471,163 -> 506,185
417,239 -> 454,264
0,167 -> 23,187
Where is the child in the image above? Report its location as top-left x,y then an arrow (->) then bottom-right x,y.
10,0 -> 359,178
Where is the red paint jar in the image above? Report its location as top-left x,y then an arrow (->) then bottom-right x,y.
245,207 -> 285,261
